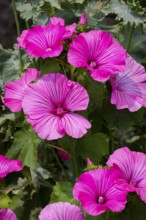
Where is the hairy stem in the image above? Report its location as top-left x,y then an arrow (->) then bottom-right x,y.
12,0 -> 24,71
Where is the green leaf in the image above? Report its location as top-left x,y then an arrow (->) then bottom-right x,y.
6,128 -> 41,169
102,0 -> 146,26
50,181 -> 75,203
45,0 -> 61,9
41,59 -> 60,74
77,132 -> 109,164
0,193 -> 12,208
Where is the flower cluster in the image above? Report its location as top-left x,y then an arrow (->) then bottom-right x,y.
3,14 -> 146,141
73,147 -> 146,216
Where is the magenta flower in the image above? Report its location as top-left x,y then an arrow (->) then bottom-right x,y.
49,16 -> 77,39
17,30 -> 29,49
0,155 -> 23,179
107,147 -> 146,203
78,13 -> 88,25
68,30 -> 126,82
73,168 -> 127,216
39,202 -> 85,220
110,55 -> 146,112
3,68 -> 40,112
0,208 -> 17,220
25,24 -> 66,58
22,73 -> 91,140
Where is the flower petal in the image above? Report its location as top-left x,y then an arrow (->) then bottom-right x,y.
0,208 -> 17,220
60,113 -> 91,138
3,68 -> 40,112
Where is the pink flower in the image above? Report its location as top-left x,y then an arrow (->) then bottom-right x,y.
73,168 -> 127,216
39,202 -> 85,220
78,13 -> 88,25
3,68 -> 40,112
0,208 -> 17,220
49,16 -> 77,39
22,73 -> 91,140
68,30 -> 126,82
110,55 -> 146,112
25,24 -> 66,58
107,147 -> 146,203
17,30 -> 29,49
57,149 -> 71,160
0,155 -> 23,179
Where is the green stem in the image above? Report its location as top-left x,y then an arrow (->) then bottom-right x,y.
25,20 -> 30,29
71,149 -> 80,178
12,0 -> 24,72
50,148 -> 69,181
49,143 -> 68,153
126,24 -> 135,52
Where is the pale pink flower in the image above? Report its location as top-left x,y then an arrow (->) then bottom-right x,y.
0,208 -> 17,220
68,30 -> 126,82
39,202 -> 85,220
73,168 -> 127,216
78,13 -> 88,25
25,24 -> 66,58
17,30 -> 29,49
110,55 -> 146,112
22,73 -> 91,140
0,155 -> 23,179
49,16 -> 77,39
3,68 -> 40,112
107,147 -> 146,203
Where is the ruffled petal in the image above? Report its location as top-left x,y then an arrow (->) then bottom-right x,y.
60,113 -> 91,138
49,17 -> 65,26
3,68 -> 40,112
17,30 -> 28,49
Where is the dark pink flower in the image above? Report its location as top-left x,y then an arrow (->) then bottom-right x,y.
39,202 -> 85,220
57,149 -> 71,160
17,30 -> 29,49
3,68 -> 40,112
0,208 -> 17,220
22,73 -> 91,140
110,55 -> 146,112
107,147 -> 146,203
68,30 -> 126,82
0,155 -> 23,179
25,24 -> 66,58
49,16 -> 77,39
78,13 -> 88,25
73,168 -> 127,216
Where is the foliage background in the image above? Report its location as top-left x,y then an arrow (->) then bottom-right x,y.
1,0 -> 146,219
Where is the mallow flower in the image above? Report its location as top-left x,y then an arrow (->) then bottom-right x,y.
68,30 -> 126,82
73,167 -> 127,216
22,24 -> 66,58
78,13 -> 88,25
3,68 -> 40,112
107,147 -> 146,203
0,155 -> 23,179
22,73 -> 91,140
0,208 -> 17,220
39,202 -> 85,220
110,55 -> 146,112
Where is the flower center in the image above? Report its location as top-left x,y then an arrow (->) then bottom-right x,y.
46,47 -> 52,52
89,61 -> 97,69
129,180 -> 137,187
98,196 -> 105,204
56,107 -> 65,116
